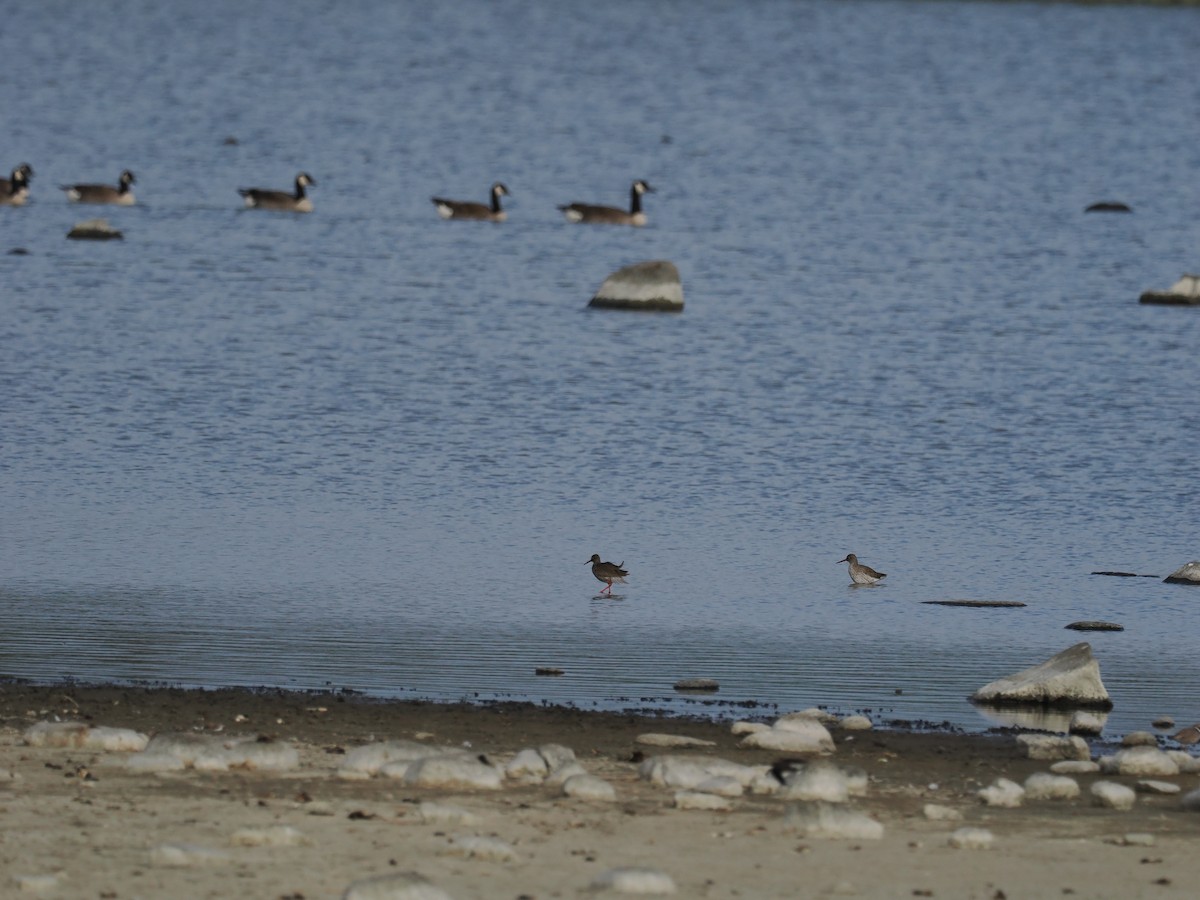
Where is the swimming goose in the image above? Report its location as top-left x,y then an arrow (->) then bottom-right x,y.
432,182 -> 509,222
0,163 -> 33,206
837,553 -> 887,586
559,180 -> 654,226
238,172 -> 316,213
61,169 -> 136,205
587,554 -> 629,594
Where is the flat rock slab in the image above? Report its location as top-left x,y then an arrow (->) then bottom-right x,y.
588,260 -> 684,312
1065,621 -> 1124,632
1091,571 -> 1158,578
922,600 -> 1026,608
970,642 -> 1112,709
673,678 -> 719,692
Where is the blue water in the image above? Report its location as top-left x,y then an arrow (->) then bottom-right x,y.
2,0 -> 1199,735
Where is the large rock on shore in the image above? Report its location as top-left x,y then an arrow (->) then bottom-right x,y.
969,643 -> 1112,709
588,260 -> 684,312
1163,561 -> 1200,585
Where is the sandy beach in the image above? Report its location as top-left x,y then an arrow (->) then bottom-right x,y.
1,682 -> 1198,899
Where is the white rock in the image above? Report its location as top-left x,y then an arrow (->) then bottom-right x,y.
778,708 -> 840,727
978,778 -> 1024,808
86,726 -> 150,751
125,752 -> 188,773
970,642 -> 1111,707
1165,751 -> 1200,774
694,776 -> 744,798
22,721 -> 148,751
150,843 -> 230,867
445,835 -> 518,862
544,761 -> 588,788
562,774 -> 617,802
1049,760 -> 1100,775
839,715 -> 873,731
1015,734 -> 1090,761
339,740 -> 445,777
740,720 -> 834,754
341,871 -> 455,900
1023,773 -> 1080,801
636,733 -> 716,748
504,748 -> 549,781
674,790 -> 734,811
1122,731 -> 1158,747
1136,780 -> 1181,795
1069,711 -> 1105,736
1116,833 -> 1156,846
418,802 -> 482,826
589,866 -> 677,895
588,260 -> 684,313
220,739 -> 299,771
537,744 -> 576,771
404,756 -> 503,790
1181,788 -> 1200,811
923,803 -> 963,821
731,721 -> 770,736
748,771 -> 783,795
1091,781 -> 1136,810
948,827 -> 994,850
1163,560 -> 1200,584
638,755 -> 761,789
779,762 -> 849,803
1098,747 -> 1179,777
230,825 -> 305,847
11,873 -> 64,894
784,803 -> 884,840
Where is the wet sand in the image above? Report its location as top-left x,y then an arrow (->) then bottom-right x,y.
1,682 -> 1197,898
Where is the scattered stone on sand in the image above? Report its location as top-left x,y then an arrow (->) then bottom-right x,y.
23,721 -> 148,752
673,678 -> 719,692
1136,780 -> 1181,795
150,843 -> 231,867
544,761 -> 589,788
1140,277 -> 1200,307
778,761 -> 850,803
341,871 -> 455,900
783,707 -> 841,725
537,743 -> 577,770
589,866 -> 678,895
1015,734 -> 1091,761
1111,833 -> 1156,847
748,771 -> 784,795
838,715 -> 873,731
588,260 -> 684,313
1090,782 -> 1136,810
444,835 -> 519,862
1098,747 -> 1179,777
230,825 -> 305,847
921,599 -> 1026,608
562,773 -> 617,802
127,733 -> 297,772
1069,711 -> 1105,736
1152,716 -> 1175,730
1163,561 -> 1200,584
783,802 -> 884,840
674,790 -> 735,811
638,755 -> 762,790
1122,731 -> 1158,747
403,756 -> 503,790
67,218 -> 123,240
1181,788 -> 1200,812
1065,621 -> 1124,632
418,802 -> 482,826
504,747 -> 549,781
1023,773 -> 1080,801
730,721 -> 770,736
969,642 -> 1112,709
1171,724 -> 1200,745
948,827 -> 995,850
978,778 -> 1025,808
740,716 -> 835,754
338,740 -> 452,778
693,775 -> 744,798
923,803 -> 963,821
636,733 -> 716,748
843,765 -> 869,797
1165,751 -> 1200,774
11,873 -> 64,894
1050,760 -> 1100,775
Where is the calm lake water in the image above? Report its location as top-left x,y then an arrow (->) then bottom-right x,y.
2,0 -> 1199,736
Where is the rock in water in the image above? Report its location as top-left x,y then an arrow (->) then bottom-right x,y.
588,260 -> 683,312
1140,276 -> 1200,306
1065,621 -> 1123,632
1163,561 -> 1200,584
969,642 -> 1112,709
67,218 -> 123,240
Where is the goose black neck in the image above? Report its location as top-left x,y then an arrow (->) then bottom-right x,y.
491,187 -> 503,213
630,184 -> 642,214
294,179 -> 307,199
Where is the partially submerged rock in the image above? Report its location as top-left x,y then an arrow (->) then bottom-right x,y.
1140,276 -> 1200,307
969,642 -> 1112,709
673,678 -> 718,692
1163,561 -> 1200,584
67,218 -> 123,240
1065,621 -> 1123,632
588,260 -> 684,312
1069,711 -> 1106,736
921,599 -> 1026,608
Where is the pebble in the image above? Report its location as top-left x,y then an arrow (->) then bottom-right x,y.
1121,731 -> 1158,747
784,802 -> 884,840
947,827 -> 994,850
590,867 -> 677,895
230,825 -> 305,847
674,790 -> 735,811
418,802 -> 482,826
838,715 -> 873,731
1049,760 -> 1100,775
341,871 -> 455,900
1090,781 -> 1136,810
1015,734 -> 1090,761
636,733 -> 716,748
1111,833 -> 1155,847
978,778 -> 1024,808
779,761 -> 850,803
444,835 -> 518,862
1023,773 -> 1080,801
562,773 -> 617,802
11,873 -> 63,894
403,756 -> 503,790
923,803 -> 963,821
1152,716 -> 1175,730
1135,780 -> 1181,795
150,843 -> 231,867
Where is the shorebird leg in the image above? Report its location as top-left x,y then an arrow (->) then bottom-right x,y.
601,582 -> 612,594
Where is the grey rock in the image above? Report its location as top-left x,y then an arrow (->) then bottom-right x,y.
342,871 -> 455,900
67,218 -> 123,240
970,642 -> 1112,709
1163,561 -> 1200,584
588,260 -> 684,312
1065,621 -> 1123,632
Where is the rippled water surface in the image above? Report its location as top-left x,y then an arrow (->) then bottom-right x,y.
3,0 -> 1199,734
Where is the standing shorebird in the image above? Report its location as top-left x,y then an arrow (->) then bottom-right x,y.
587,554 -> 628,594
837,553 -> 886,585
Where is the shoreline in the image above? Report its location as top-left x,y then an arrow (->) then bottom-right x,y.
3,681 -> 1199,898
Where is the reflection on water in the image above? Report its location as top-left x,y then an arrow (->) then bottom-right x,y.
970,705 -> 1105,736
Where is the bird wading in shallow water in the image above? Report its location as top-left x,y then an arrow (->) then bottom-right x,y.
837,553 -> 886,585
587,554 -> 628,594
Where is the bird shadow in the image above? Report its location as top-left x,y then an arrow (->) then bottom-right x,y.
592,592 -> 627,601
